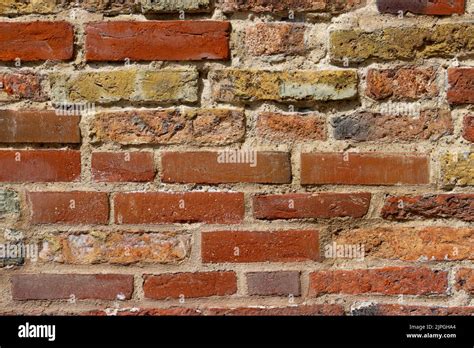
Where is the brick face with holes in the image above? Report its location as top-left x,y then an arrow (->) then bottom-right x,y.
0,0 -> 472,318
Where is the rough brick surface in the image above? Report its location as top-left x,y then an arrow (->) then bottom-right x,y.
257,112 -> 327,141
0,71 -> 45,101
114,192 -> 244,224
50,69 -> 198,104
253,192 -> 371,219
143,272 -> 237,299
202,230 -> 319,263
91,108 -> 244,145
330,24 -> 473,63
332,109 -> 452,142
456,269 -> 474,293
28,191 -> 109,225
441,153 -> 474,186
219,0 -> 365,13
1,0 -> 472,317
86,21 -> 230,61
447,68 -> 474,104
309,268 -> 448,295
301,153 -> 429,185
0,150 -> 81,182
0,110 -> 80,144
334,227 -> 473,261
12,274 -> 134,300
210,69 -> 358,103
381,194 -> 474,222
161,151 -> 291,184
40,232 -> 191,265
0,22 -> 73,61
366,67 -> 439,101
376,0 -> 465,15
91,152 -> 155,182
464,115 -> 474,142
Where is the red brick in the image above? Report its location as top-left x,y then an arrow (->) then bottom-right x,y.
377,0 -> 465,15
92,152 -> 155,182
463,115 -> 474,142
86,21 -> 230,61
456,268 -> 474,294
205,304 -> 345,316
0,22 -> 73,61
253,193 -> 371,220
0,71 -> 45,101
114,192 -> 244,224
447,68 -> 474,104
245,23 -> 305,56
12,274 -> 133,300
28,191 -> 109,225
246,271 -> 301,296
0,150 -> 81,182
161,151 -> 291,184
363,304 -> 474,316
257,112 -> 327,141
309,267 -> 448,296
366,67 -> 439,101
0,110 -> 80,143
143,272 -> 237,299
301,153 -> 429,185
381,194 -> 474,222
202,230 -> 319,263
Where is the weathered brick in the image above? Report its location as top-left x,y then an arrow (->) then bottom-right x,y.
81,0 -> 139,14
441,153 -> 474,186
28,191 -> 109,225
140,0 -> 211,13
0,71 -> 45,101
245,23 -> 306,56
253,192 -> 371,219
257,112 -> 327,141
143,272 -> 237,299
210,69 -> 358,103
366,67 -> 439,101
334,226 -> 473,261
91,152 -> 155,182
0,22 -> 73,61
352,303 -> 474,316
382,194 -> 474,222
86,21 -> 230,61
301,153 -> 429,185
0,190 -> 19,216
456,268 -> 474,293
91,108 -> 244,145
12,274 -> 134,300
40,232 -> 191,265
0,110 -> 80,144
0,0 -> 60,14
464,115 -> 474,142
309,267 -> 448,295
114,192 -> 244,224
202,230 -> 319,263
447,68 -> 474,104
219,0 -> 365,13
161,151 -> 291,184
247,271 -> 300,296
50,69 -> 198,104
332,109 -> 453,142
376,0 -> 465,15
0,150 -> 81,182
330,24 -> 473,64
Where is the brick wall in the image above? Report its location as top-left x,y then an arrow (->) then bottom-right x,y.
0,0 -> 473,316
